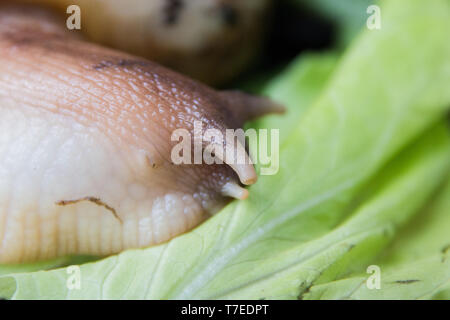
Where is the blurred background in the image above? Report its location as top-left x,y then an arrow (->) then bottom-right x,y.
10,0 -> 374,87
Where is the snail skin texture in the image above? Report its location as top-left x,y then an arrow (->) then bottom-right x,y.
15,0 -> 271,85
0,5 -> 281,263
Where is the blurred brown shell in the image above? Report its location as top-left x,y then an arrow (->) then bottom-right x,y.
14,0 -> 272,85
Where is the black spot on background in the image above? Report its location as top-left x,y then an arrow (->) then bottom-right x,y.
164,0 -> 184,26
219,3 -> 239,27
261,1 -> 335,69
227,0 -> 335,89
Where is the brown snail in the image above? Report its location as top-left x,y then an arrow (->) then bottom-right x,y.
0,5 -> 282,263
14,0 -> 272,85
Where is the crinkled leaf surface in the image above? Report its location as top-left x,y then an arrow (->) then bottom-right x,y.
302,178 -> 450,300
1,0 -> 450,300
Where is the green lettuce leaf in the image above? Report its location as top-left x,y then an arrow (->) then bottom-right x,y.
0,0 -> 449,299
302,178 -> 450,300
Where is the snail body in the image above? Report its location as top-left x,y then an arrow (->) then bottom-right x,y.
0,6 -> 280,263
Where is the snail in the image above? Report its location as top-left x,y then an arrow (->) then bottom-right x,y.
14,0 -> 272,85
0,5 -> 282,263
